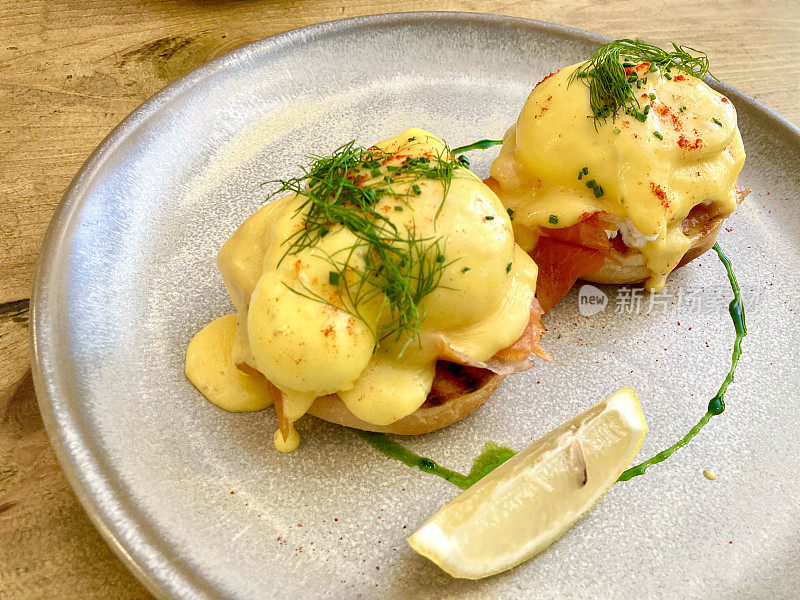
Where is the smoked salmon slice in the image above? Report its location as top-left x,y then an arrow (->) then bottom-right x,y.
531,213 -> 617,313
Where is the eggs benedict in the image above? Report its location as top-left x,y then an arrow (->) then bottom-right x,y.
186,129 -> 546,451
486,40 -> 747,312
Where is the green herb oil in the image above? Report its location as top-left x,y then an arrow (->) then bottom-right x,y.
618,243 -> 746,480
357,139 -> 746,491
450,139 -> 503,154
356,431 -> 516,490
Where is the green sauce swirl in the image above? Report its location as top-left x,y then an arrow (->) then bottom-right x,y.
356,431 -> 515,490
450,139 -> 503,155
618,243 -> 746,480
357,241 -> 746,488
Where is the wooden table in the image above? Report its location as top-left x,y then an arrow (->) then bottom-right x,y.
1,1 -> 798,597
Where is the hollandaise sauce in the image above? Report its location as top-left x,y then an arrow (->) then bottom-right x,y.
489,41 -> 745,292
186,129 -> 540,452
360,243 -> 746,487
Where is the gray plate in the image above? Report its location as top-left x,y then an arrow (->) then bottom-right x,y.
31,12 -> 800,600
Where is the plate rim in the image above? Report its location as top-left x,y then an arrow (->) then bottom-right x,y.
29,11 -> 800,600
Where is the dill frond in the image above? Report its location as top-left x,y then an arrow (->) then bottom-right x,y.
569,39 -> 714,125
261,136 -> 464,344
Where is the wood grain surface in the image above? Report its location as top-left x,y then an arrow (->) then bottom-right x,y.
1,1 -> 798,598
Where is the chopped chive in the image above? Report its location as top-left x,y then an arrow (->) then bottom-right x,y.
679,105 -> 687,112
712,118 -> 723,126
507,208 -> 514,218
582,167 -> 589,174
485,215 -> 495,220
386,165 -> 400,172
654,131 -> 664,140
649,64 -> 658,72
407,137 -> 416,142
578,171 -> 583,180
370,168 -> 381,178
435,254 -> 445,263
328,271 -> 339,286
649,93 -> 656,100
505,262 -> 512,273
643,105 -> 650,115
461,266 -> 471,273
628,74 -> 638,82
457,155 -> 470,168
586,179 -> 597,189
548,214 -> 559,224
411,184 -> 422,195
613,128 -> 621,134
394,205 -> 403,211
664,73 -> 672,80
622,61 -> 635,68
593,185 -> 604,198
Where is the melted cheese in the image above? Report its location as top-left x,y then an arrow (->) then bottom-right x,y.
490,63 -> 745,290
186,128 -> 537,449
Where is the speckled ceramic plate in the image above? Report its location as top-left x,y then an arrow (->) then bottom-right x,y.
31,12 -> 800,600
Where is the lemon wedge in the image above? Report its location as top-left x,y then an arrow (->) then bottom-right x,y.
407,386 -> 647,579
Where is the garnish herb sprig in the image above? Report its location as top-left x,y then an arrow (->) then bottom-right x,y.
569,39 -> 714,125
261,138 -> 463,346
